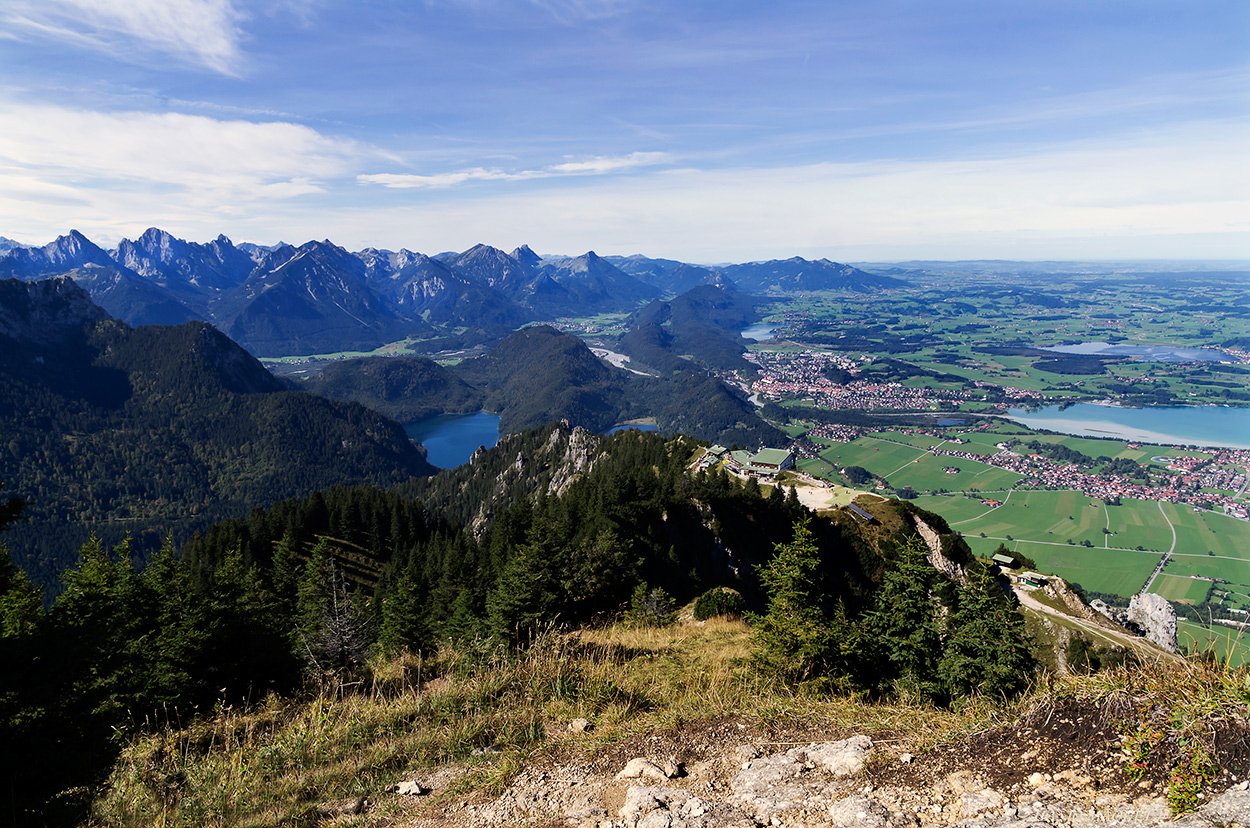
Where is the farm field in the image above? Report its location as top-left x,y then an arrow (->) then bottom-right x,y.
1150,574 -> 1213,604
953,489 -> 1108,542
1103,499 -> 1175,552
818,436 -> 1025,492
912,494 -> 1000,525
986,538 -> 1159,597
1163,556 -> 1250,592
1159,503 -> 1249,559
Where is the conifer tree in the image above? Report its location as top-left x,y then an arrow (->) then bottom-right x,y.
295,537 -> 332,647
751,516 -> 835,686
378,564 -> 424,655
938,565 -> 1035,699
0,544 -> 41,638
269,531 -> 301,618
53,536 -> 149,719
137,534 -> 206,705
864,534 -> 944,700
486,523 -> 562,645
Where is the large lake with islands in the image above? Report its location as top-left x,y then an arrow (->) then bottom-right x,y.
404,412 -> 659,469
1006,404 -> 1250,451
1043,341 -> 1231,363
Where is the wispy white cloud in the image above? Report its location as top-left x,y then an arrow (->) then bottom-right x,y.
334,125 -> 1250,261
358,151 -> 671,189
0,102 -> 378,240
1,0 -> 246,75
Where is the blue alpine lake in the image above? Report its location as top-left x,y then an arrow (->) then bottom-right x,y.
404,412 -> 501,469
1006,404 -> 1250,450
740,323 -> 778,341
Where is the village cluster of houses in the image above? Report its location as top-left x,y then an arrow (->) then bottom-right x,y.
740,349 -> 1045,412
927,443 -> 1250,517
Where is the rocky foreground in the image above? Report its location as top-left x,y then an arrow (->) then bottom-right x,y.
325,696 -> 1250,828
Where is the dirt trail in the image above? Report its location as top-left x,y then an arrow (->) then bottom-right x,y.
1011,585 -> 1181,665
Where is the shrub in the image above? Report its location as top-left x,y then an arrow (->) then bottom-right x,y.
693,587 -> 745,621
623,583 -> 676,628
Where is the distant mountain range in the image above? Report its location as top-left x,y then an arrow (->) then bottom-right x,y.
0,229 -> 904,357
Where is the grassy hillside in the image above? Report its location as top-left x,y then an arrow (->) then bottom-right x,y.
86,616 -> 1250,828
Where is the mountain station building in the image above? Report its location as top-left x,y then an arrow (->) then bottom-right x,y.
708,445 -> 796,478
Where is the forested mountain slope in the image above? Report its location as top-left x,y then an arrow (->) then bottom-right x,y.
0,278 -> 435,591
302,325 -> 786,447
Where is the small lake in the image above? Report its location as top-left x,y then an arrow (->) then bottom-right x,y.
741,323 -> 778,341
1043,341 -> 1231,363
1006,404 -> 1250,450
404,412 -> 501,469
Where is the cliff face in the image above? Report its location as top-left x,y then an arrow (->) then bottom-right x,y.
0,276 -> 109,346
1124,592 -> 1180,653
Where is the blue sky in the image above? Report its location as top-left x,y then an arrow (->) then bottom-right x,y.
0,0 -> 1246,261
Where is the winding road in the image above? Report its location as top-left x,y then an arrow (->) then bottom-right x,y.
1138,501 -> 1177,595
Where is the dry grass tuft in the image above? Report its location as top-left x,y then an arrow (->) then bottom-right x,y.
86,617 -> 1249,826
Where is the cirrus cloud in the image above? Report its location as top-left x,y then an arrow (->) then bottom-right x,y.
357,151 -> 672,189
0,0 -> 247,75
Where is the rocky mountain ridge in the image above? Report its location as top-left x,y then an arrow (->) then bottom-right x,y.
0,229 -> 905,356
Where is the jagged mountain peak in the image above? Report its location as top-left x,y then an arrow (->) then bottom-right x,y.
41,230 -> 115,269
511,244 -> 542,267
454,243 -> 519,265
118,227 -> 189,264
112,228 -> 253,297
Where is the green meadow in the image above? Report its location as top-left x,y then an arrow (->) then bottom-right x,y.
818,436 -> 1024,493
1151,574 -> 1213,604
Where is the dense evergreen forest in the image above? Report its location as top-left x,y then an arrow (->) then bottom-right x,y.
0,424 -> 1034,826
0,299 -> 436,592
